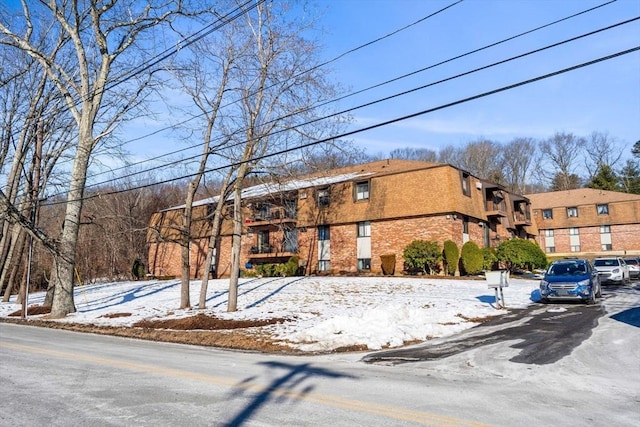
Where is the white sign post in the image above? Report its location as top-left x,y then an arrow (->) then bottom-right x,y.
485,270 -> 509,309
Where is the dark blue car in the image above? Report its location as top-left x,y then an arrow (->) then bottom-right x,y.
539,259 -> 601,304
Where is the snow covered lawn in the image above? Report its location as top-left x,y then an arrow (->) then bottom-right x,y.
0,276 -> 539,353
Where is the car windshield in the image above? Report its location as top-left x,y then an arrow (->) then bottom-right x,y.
547,262 -> 587,276
594,259 -> 619,267
624,259 -> 638,266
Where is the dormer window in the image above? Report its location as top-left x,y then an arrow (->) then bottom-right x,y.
461,172 -> 470,197
597,204 -> 609,215
355,181 -> 370,201
567,207 -> 578,218
317,188 -> 330,207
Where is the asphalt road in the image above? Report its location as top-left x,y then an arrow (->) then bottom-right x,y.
1,283 -> 639,427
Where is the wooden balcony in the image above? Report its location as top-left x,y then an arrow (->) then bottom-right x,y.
513,212 -> 532,226
485,201 -> 507,217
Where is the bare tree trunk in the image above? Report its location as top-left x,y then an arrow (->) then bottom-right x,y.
227,182 -> 244,313
49,126 -> 95,317
1,226 -> 24,301
198,176 -> 232,309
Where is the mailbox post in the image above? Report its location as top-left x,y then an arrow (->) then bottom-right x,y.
485,270 -> 509,309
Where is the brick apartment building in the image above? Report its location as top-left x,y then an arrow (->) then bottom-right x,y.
148,159 -> 536,278
526,188 -> 640,259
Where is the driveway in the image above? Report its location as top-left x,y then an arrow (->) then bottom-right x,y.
363,282 -> 638,365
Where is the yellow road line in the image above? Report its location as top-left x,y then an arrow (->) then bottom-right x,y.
1,341 -> 489,427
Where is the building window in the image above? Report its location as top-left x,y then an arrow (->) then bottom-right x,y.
542,209 -> 553,219
570,245 -> 581,252
597,204 -> 609,215
355,181 -> 370,201
461,172 -> 470,197
318,260 -> 331,271
283,226 -> 298,253
567,207 -> 578,217
357,221 -> 371,237
569,227 -> 579,235
544,229 -> 554,237
546,246 -> 555,253
318,225 -> 330,241
462,216 -> 469,234
602,243 -> 612,251
600,225 -> 611,233
358,258 -> 371,270
317,188 -> 330,207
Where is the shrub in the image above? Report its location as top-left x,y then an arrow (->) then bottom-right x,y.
442,240 -> 459,276
496,238 -> 547,272
276,256 -> 300,277
131,258 -> 145,280
403,240 -> 442,275
481,247 -> 498,271
255,257 -> 301,277
380,254 -> 396,275
255,263 -> 278,277
461,241 -> 484,275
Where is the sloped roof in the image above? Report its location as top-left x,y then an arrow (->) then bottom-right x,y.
164,171 -> 374,212
525,188 -> 640,209
164,159 -> 444,212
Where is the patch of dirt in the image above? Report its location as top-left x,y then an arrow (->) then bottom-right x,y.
2,306 -> 300,354
7,305 -> 52,316
133,313 -> 287,330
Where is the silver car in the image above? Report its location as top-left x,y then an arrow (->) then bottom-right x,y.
593,257 -> 630,285
624,257 -> 640,279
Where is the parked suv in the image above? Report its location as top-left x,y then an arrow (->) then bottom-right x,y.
593,257 -> 630,285
539,259 -> 601,304
623,257 -> 640,279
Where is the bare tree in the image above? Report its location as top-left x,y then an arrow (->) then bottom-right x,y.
167,34 -> 236,309
536,132 -> 586,191
502,137 -> 536,194
0,37 -> 74,300
1,1 -> 200,317
389,147 -> 437,162
215,1 -> 343,311
457,139 -> 505,183
584,131 -> 624,181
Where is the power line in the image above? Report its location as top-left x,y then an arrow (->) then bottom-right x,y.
73,0 -> 624,187
41,45 -> 640,206
0,0 -> 265,154
73,16 -> 639,194
80,0 -> 467,178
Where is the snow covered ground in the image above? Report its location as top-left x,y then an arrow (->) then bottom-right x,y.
0,275 -> 540,352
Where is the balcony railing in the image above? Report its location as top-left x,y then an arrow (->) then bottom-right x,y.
513,211 -> 532,225
249,242 -> 298,257
485,200 -> 507,217
250,207 -> 297,223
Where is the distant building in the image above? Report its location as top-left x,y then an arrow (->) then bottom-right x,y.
147,159 -> 536,278
526,188 -> 640,258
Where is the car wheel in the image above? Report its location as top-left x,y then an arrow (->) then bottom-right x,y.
595,284 -> 602,298
586,288 -> 596,305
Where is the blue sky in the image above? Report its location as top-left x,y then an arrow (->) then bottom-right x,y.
4,0 -> 639,173
313,0 -> 639,156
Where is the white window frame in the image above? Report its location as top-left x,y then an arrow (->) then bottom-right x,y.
355,181 -> 370,201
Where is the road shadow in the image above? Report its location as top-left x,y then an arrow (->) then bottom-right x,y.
219,361 -> 356,426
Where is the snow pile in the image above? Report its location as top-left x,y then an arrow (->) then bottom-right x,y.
0,276 -> 539,352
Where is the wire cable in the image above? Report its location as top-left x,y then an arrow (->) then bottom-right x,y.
72,16 -> 639,194
76,0 -> 621,183
39,45 -> 639,206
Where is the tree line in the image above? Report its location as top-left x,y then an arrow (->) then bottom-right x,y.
377,134 -> 640,195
